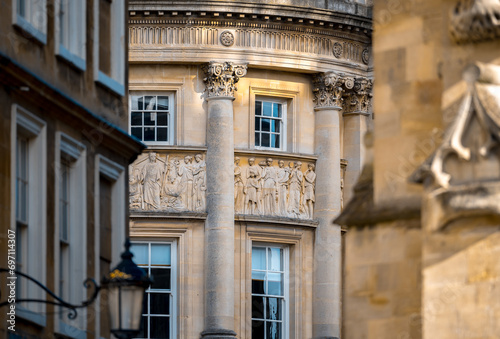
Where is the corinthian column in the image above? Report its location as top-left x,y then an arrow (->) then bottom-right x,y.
342,77 -> 373,203
201,61 -> 247,339
312,72 -> 352,339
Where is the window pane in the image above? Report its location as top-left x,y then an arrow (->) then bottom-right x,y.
131,96 -> 141,110
255,101 -> 262,116
150,293 -> 170,315
275,120 -> 281,133
252,247 -> 266,270
261,133 -> 270,147
273,103 -> 282,118
145,96 -> 156,110
157,96 -> 169,110
157,113 -> 168,126
138,316 -> 147,337
252,321 -> 265,339
131,112 -> 142,126
151,268 -> 171,290
130,243 -> 148,265
255,132 -> 260,147
266,297 -> 282,320
137,96 -> 144,110
252,296 -> 265,319
151,244 -> 171,265
252,271 -> 266,294
267,273 -> 283,296
268,248 -> 283,271
267,321 -> 281,339
131,127 -> 142,140
150,316 -> 170,338
144,127 -> 155,141
157,128 -> 168,142
255,117 -> 261,132
144,112 -> 155,126
262,119 -> 270,132
263,102 -> 272,117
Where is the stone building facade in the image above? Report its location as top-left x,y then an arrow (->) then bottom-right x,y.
127,1 -> 372,338
0,0 -> 143,338
337,0 -> 500,338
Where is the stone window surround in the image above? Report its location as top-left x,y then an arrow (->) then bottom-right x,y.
11,104 -> 47,327
12,0 -> 47,44
248,86 -> 299,153
129,91 -> 176,145
55,0 -> 87,71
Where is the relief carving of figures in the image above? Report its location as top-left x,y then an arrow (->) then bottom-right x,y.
276,160 -> 290,215
245,158 -> 261,215
288,161 -> 304,217
192,154 -> 206,211
303,164 -> 316,219
129,152 -> 207,213
142,152 -> 164,210
234,157 -> 245,213
260,158 -> 278,215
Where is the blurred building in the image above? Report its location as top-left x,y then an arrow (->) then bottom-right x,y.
337,0 -> 500,338
0,0 -> 143,338
127,0 -> 372,338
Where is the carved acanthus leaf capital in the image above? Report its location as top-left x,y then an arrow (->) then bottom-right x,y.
343,77 -> 373,114
203,61 -> 248,98
312,72 -> 353,109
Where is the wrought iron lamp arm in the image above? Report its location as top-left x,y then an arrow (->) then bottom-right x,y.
0,269 -> 100,319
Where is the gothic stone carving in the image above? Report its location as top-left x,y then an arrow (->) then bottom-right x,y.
343,77 -> 373,114
220,30 -> 234,46
203,61 -> 248,98
235,156 -> 316,219
129,152 -> 206,212
450,0 -> 500,43
313,72 -> 355,109
410,62 -> 500,231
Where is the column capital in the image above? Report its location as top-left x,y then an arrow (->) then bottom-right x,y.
203,61 -> 248,99
312,72 -> 355,110
342,77 -> 373,115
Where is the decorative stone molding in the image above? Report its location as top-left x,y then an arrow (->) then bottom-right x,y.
129,151 -> 207,213
333,42 -> 343,58
234,156 -> 317,220
203,61 -> 247,98
219,30 -> 234,47
362,48 -> 370,64
410,62 -> 500,231
343,77 -> 373,115
312,72 -> 355,109
450,0 -> 500,43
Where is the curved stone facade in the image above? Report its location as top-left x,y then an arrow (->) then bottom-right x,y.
128,1 -> 372,338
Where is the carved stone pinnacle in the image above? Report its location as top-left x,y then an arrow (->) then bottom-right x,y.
312,72 -> 354,109
203,61 -> 248,99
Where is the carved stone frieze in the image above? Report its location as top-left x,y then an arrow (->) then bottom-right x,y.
410,62 -> 500,231
203,61 -> 247,98
130,152 -> 206,213
343,77 -> 373,114
450,0 -> 500,43
234,156 -> 316,219
362,48 -> 370,65
312,72 -> 355,109
333,42 -> 343,58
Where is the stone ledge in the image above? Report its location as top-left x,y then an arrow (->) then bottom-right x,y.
235,214 -> 319,227
130,211 -> 208,219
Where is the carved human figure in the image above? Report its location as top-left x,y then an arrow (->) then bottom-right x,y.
141,152 -> 163,210
129,167 -> 143,209
161,158 -> 184,210
303,163 -> 316,218
178,155 -> 194,210
245,158 -> 261,215
234,157 -> 245,213
192,154 -> 206,211
287,161 -> 303,217
276,160 -> 290,216
261,158 -> 278,215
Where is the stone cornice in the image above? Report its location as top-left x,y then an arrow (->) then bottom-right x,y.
203,61 -> 248,98
312,72 -> 355,109
342,77 -> 373,114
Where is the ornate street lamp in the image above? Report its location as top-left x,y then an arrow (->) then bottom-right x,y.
101,239 -> 153,339
0,238 -> 152,339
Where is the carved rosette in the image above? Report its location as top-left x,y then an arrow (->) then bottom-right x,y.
203,61 -> 248,98
343,77 -> 373,114
312,72 -> 354,109
220,31 -> 235,46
